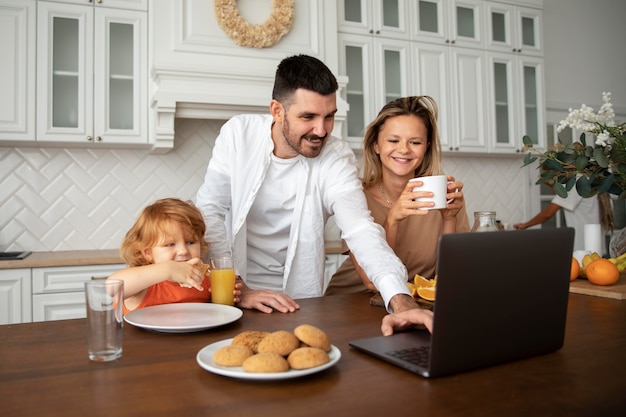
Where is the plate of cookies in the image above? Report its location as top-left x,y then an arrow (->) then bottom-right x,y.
196,325 -> 341,380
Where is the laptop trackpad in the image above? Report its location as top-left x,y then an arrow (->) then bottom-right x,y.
349,331 -> 431,376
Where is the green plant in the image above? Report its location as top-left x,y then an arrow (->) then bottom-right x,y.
522,92 -> 626,199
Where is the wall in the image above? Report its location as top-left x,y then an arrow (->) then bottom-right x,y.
1,118 -> 529,251
543,0 -> 626,114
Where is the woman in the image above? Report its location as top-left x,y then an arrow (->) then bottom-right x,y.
325,96 -> 470,295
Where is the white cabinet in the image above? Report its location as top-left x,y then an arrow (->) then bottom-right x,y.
483,1 -> 544,154
338,0 -> 410,39
413,43 -> 488,153
36,1 -> 147,146
0,0 -> 36,142
339,33 -> 411,146
486,52 -> 545,153
0,269 -> 32,324
484,2 -> 542,56
32,264 -> 124,322
338,0 -> 411,146
410,0 -> 483,49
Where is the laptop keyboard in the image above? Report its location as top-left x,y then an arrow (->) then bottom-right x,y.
387,346 -> 430,367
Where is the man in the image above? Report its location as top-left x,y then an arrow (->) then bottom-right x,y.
196,54 -> 423,331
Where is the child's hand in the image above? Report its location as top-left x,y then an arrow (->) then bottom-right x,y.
169,260 -> 205,291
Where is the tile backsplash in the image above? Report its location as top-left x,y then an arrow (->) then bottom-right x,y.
1,119 -> 529,252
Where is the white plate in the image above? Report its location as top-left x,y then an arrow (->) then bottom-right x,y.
196,338 -> 341,380
124,303 -> 242,333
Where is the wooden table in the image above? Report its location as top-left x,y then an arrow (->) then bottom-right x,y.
1,293 -> 625,417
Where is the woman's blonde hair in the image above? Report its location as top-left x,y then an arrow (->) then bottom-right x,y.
362,96 -> 443,188
120,198 -> 209,266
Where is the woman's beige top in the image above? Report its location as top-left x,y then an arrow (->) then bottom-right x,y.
325,186 -> 470,295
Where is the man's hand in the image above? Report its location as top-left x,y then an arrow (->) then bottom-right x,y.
381,307 -> 434,336
236,280 -> 300,313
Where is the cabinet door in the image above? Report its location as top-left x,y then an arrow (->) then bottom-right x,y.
486,53 -> 545,154
338,0 -> 409,39
485,2 -> 542,56
0,269 -> 31,324
37,1 -> 94,143
413,43 -> 486,153
0,0 -> 36,141
450,47 -> 487,152
412,0 -> 483,49
412,43 -> 452,151
340,34 -> 411,145
93,8 -> 147,144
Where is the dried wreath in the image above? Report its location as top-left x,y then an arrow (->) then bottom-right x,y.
214,0 -> 295,48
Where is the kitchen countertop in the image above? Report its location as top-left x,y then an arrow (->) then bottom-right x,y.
0,242 -> 345,270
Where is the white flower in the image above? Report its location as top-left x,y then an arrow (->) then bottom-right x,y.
595,130 -> 611,147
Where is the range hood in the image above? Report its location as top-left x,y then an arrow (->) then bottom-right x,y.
150,66 -> 348,153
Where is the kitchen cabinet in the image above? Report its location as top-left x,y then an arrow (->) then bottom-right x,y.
338,0 -> 411,146
486,52 -> 545,153
36,0 -> 147,145
0,0 -> 36,142
410,0 -> 483,49
483,1 -> 544,154
0,268 -> 32,324
338,0 -> 410,40
412,41 -> 488,153
339,33 -> 411,146
484,1 -> 542,56
32,263 -> 124,322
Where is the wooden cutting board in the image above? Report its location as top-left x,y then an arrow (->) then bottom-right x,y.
569,274 -> 626,300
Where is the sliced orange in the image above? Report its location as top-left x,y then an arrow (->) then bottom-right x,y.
414,273 -> 436,288
416,286 -> 436,302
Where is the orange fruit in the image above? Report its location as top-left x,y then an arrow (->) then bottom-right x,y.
414,273 -> 436,288
586,258 -> 620,286
416,286 -> 436,302
570,257 -> 580,281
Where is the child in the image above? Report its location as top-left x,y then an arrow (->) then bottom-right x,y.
108,198 -> 240,313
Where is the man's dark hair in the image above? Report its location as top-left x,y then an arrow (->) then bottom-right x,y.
272,55 -> 338,106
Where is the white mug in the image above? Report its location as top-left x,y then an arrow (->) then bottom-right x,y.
409,175 -> 454,210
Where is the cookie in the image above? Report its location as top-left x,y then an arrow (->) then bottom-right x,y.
231,330 -> 270,353
212,344 -> 254,366
287,347 -> 330,370
241,353 -> 289,373
294,324 -> 331,352
256,330 -> 300,356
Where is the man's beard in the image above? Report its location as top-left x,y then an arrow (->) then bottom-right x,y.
282,117 -> 326,158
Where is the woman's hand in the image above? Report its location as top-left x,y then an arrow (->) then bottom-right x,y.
441,176 -> 464,220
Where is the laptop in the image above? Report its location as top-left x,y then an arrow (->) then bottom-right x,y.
349,228 -> 575,378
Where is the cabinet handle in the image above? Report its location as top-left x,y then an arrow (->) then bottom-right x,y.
451,39 -> 456,44
375,30 -> 380,34
87,136 -> 93,141
96,136 -> 102,142
445,39 -> 450,44
369,29 -> 374,34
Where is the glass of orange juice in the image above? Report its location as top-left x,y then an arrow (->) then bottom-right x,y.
209,256 -> 236,306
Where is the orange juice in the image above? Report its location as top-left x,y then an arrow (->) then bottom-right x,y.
210,268 -> 235,306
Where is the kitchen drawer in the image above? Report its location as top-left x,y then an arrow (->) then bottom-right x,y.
32,264 -> 125,294
32,292 -> 87,322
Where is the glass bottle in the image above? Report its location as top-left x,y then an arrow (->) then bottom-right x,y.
471,211 -> 498,232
